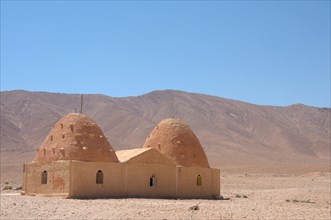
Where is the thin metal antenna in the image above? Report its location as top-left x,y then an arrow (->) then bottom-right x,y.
80,94 -> 83,114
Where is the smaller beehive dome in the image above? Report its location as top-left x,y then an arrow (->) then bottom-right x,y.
33,113 -> 118,163
143,118 -> 210,168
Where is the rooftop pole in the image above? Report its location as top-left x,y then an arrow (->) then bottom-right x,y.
80,94 -> 83,114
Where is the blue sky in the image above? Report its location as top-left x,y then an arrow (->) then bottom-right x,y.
1,1 -> 330,107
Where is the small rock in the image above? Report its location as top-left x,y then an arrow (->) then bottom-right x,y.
189,204 -> 200,211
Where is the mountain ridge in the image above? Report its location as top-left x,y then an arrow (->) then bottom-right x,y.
4,89 -> 329,108
1,89 -> 330,169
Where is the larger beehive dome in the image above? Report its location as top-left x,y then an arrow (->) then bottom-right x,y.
33,113 -> 118,163
143,118 -> 210,168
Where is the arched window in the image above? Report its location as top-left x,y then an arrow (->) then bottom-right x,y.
41,171 -> 47,184
96,170 -> 103,184
197,174 -> 202,186
149,175 -> 157,187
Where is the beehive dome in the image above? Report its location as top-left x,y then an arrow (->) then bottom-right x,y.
143,118 -> 210,168
33,113 -> 118,163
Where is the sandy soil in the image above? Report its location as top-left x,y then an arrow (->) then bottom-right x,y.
1,171 -> 330,220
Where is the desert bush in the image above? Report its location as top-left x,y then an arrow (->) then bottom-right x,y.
301,200 -> 315,204
287,199 -> 315,204
2,185 -> 13,190
235,194 -> 248,198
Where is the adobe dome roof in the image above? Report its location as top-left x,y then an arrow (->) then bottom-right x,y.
143,118 -> 210,168
33,113 -> 118,163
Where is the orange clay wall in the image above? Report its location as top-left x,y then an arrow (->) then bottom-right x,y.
23,161 -> 220,199
69,161 -> 125,198
125,163 -> 176,198
176,166 -> 220,198
23,161 -> 70,196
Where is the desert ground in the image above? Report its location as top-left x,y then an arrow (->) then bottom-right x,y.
1,166 -> 330,220
1,90 -> 330,219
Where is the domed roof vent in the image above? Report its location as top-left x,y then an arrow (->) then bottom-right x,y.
33,113 -> 118,163
143,118 -> 210,168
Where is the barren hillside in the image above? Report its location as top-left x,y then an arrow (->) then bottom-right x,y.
0,90 -> 330,169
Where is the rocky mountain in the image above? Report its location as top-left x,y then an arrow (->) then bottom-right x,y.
1,90 -> 330,169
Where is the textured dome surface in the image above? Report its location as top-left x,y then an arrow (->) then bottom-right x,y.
143,118 -> 210,168
33,113 -> 118,163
